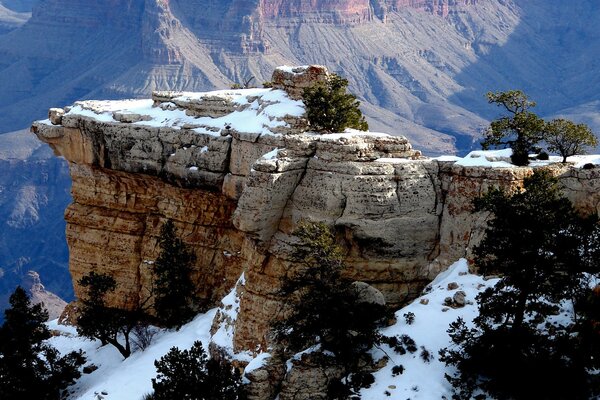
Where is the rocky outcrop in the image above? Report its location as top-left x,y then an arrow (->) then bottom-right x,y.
32,66 -> 600,362
22,270 -> 67,320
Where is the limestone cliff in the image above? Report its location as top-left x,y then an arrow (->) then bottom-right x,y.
32,66 -> 600,359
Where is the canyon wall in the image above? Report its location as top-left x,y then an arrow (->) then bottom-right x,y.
32,66 -> 600,357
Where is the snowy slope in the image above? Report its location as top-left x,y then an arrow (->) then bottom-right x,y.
48,259 -> 501,400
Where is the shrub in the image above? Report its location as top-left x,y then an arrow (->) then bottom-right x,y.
0,287 -> 85,400
403,312 -> 415,325
303,74 -> 368,133
150,341 -> 243,400
382,334 -> 417,355
536,150 -> 549,160
132,324 -> 158,352
419,346 -> 433,363
391,365 -> 404,376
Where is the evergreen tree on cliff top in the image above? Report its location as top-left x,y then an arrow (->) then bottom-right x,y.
303,74 -> 369,133
481,90 -> 546,165
0,287 -> 85,400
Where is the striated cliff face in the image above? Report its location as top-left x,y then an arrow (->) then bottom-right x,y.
32,66 -> 600,358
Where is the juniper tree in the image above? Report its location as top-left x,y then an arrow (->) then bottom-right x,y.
303,74 -> 369,133
481,90 -> 546,165
0,287 -> 85,400
76,272 -> 139,358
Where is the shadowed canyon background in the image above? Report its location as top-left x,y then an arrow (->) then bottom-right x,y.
1,0 -> 600,312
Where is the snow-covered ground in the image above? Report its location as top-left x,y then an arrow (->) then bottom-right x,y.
435,148 -> 600,168
360,259 -> 499,399
48,310 -> 217,400
48,259 -> 502,400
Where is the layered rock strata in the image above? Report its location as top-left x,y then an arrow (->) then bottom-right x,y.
32,66 -> 600,360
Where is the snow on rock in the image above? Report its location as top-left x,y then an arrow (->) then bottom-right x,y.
210,273 -> 255,363
361,259 -> 499,400
242,352 -> 273,384
453,148 -> 514,168
435,148 -> 600,169
62,88 -> 306,138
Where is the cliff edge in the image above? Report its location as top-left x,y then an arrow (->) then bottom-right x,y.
32,66 -> 600,358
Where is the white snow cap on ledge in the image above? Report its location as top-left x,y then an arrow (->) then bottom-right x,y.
45,88 -> 306,138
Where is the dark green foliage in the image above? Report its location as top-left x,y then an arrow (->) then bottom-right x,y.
391,365 -> 404,376
0,287 -> 85,400
150,341 -> 243,400
303,74 -> 369,133
381,334 -> 417,355
77,272 -> 140,358
272,221 -> 387,397
327,372 -> 375,400
153,220 -> 197,328
545,118 -> 598,162
574,286 -> 600,376
419,346 -> 432,363
440,171 -> 600,400
481,90 -> 546,165
403,312 -> 415,325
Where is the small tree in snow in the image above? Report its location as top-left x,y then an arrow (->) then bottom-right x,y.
77,272 -> 140,358
0,287 -> 85,400
545,118 -> 598,162
149,341 -> 243,400
272,221 -> 387,397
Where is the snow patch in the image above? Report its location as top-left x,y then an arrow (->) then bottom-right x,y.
360,259 -> 500,400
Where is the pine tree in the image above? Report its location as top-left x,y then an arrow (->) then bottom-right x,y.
0,287 -> 85,400
440,170 -> 599,399
150,341 -> 243,400
303,74 -> 369,133
153,220 -> 197,328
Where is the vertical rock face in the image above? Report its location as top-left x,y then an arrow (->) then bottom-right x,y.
32,66 -> 600,357
65,163 -> 246,311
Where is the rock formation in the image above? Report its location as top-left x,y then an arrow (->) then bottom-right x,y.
32,66 -> 600,373
22,270 -> 67,320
